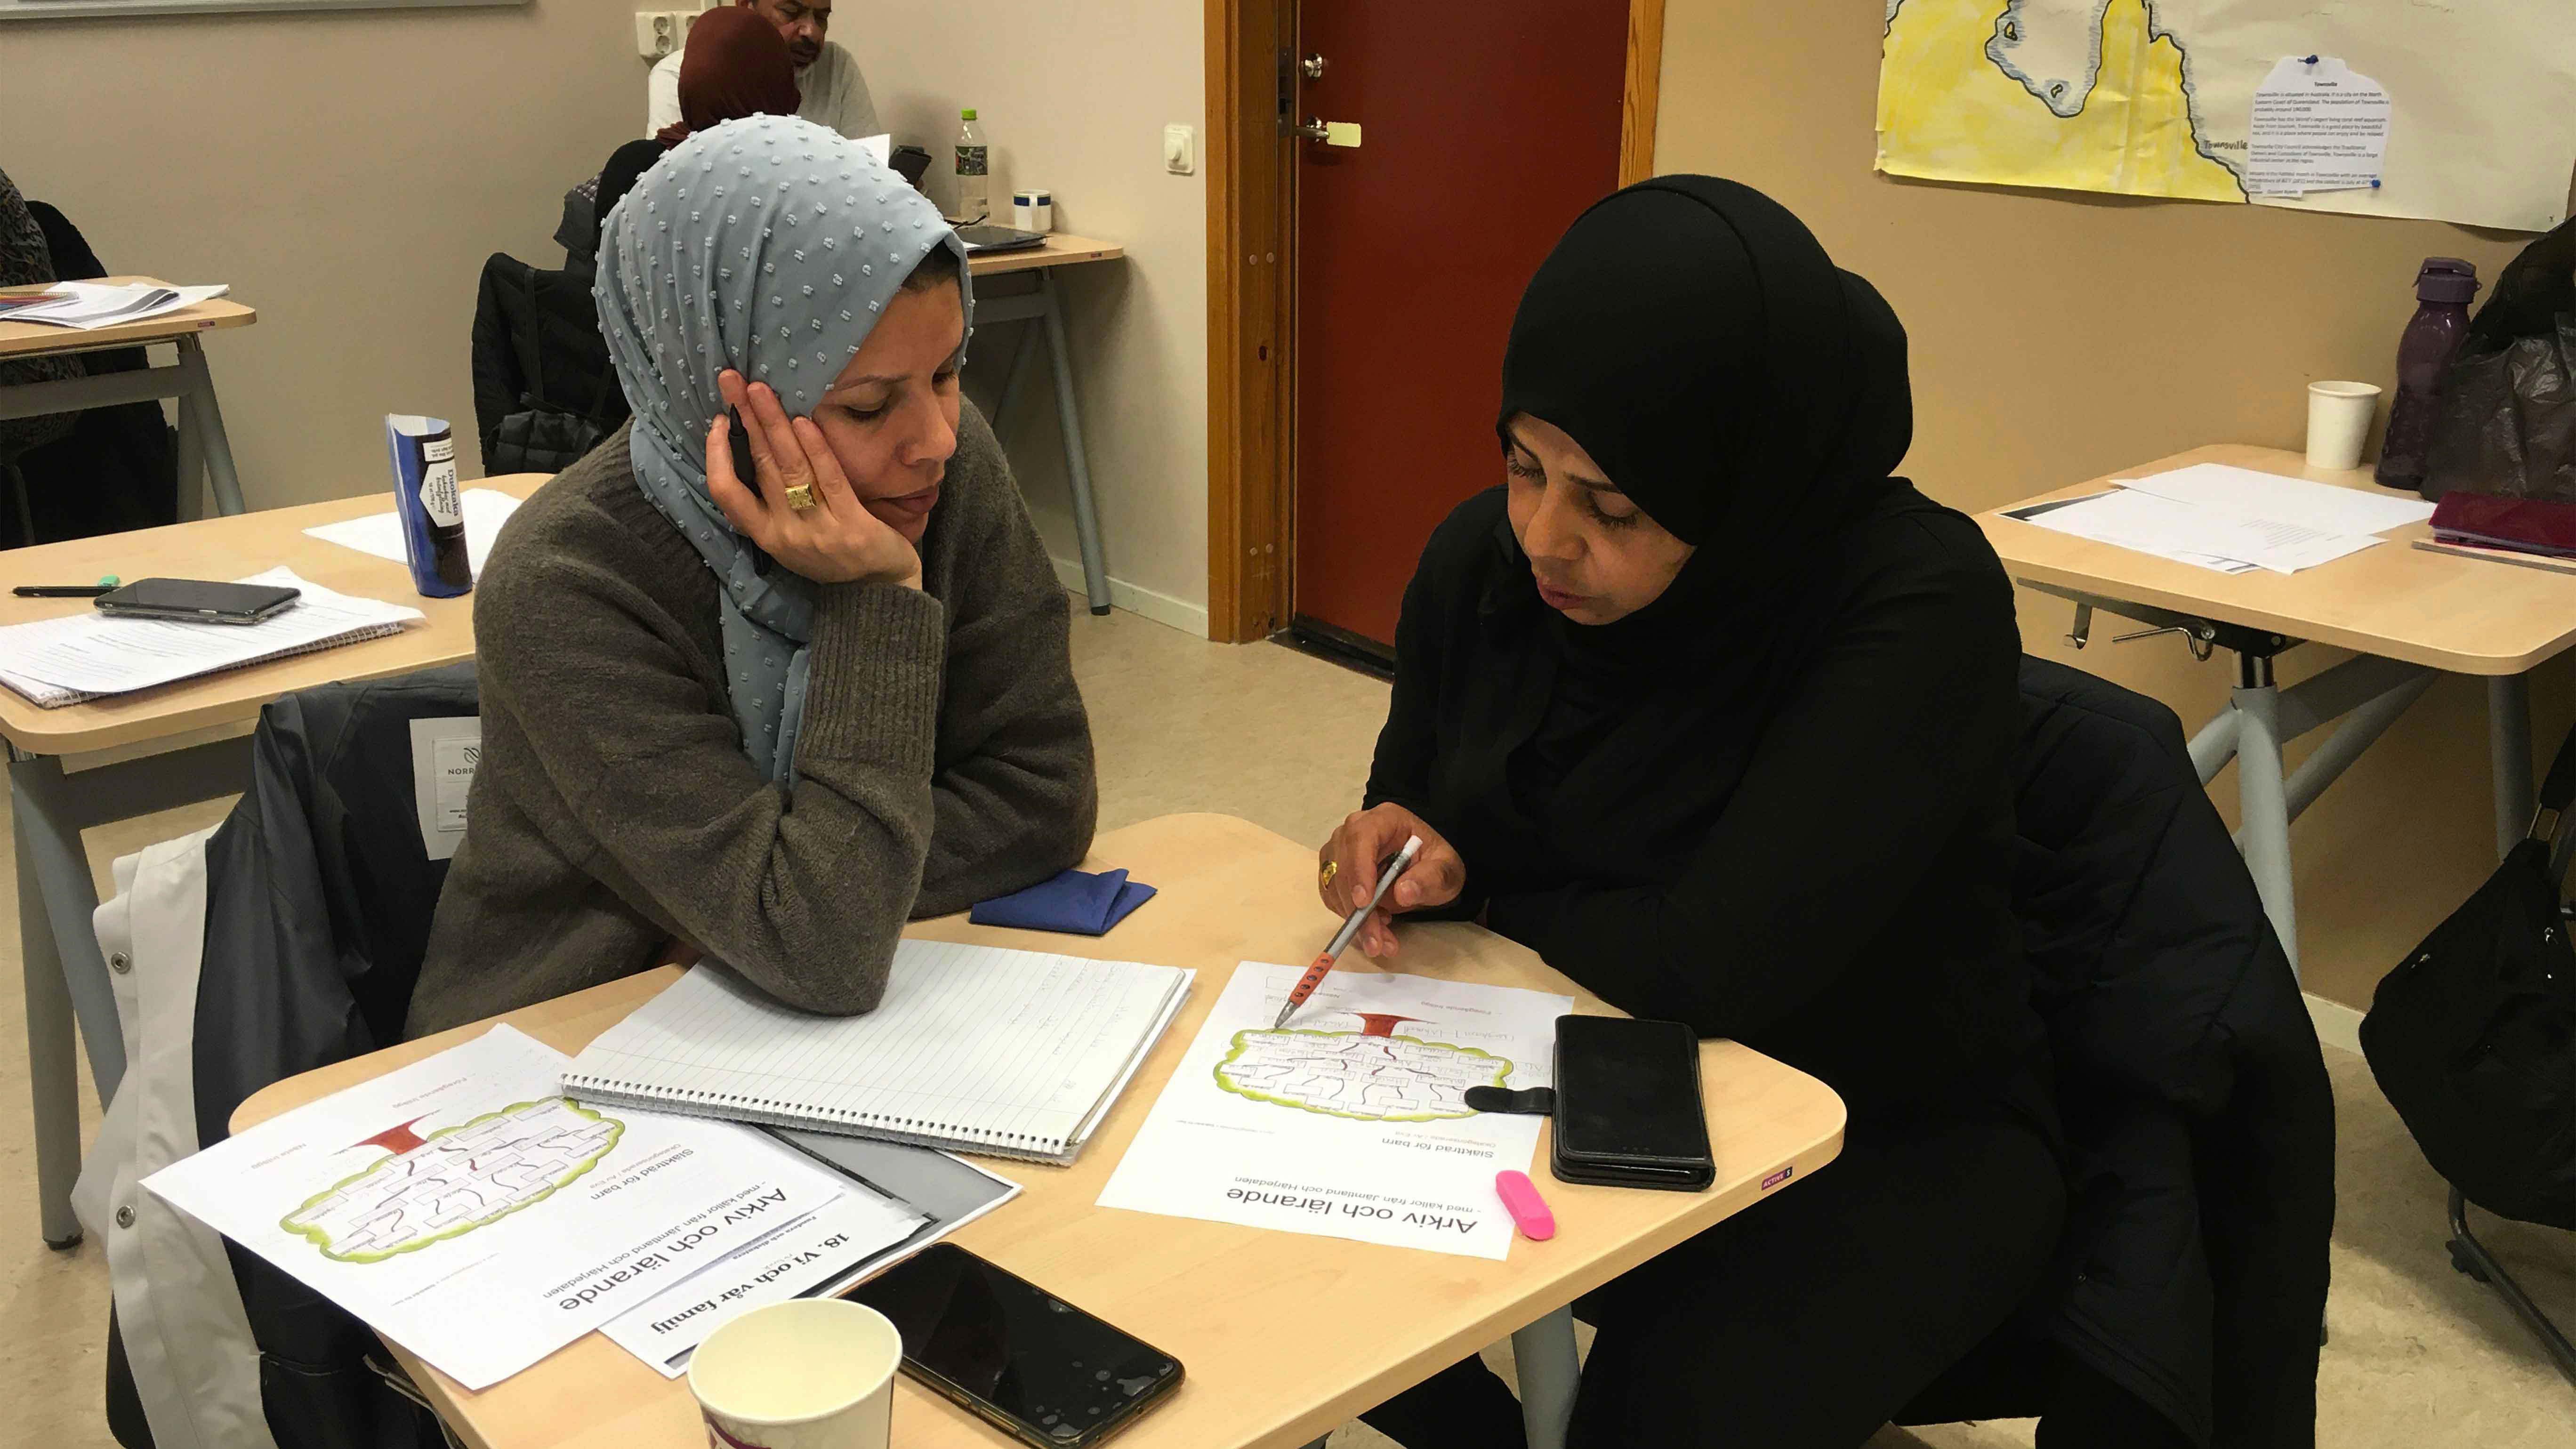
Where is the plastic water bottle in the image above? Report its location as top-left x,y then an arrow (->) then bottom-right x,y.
954,109 -> 989,223
2376,257 -> 2480,494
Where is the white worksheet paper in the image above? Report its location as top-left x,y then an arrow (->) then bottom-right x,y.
2012,489 -> 2374,575
2117,462 -> 2437,537
0,568 -> 422,701
2246,56 -> 2394,198
600,1189 -> 926,1376
304,488 -> 523,579
143,1026 -> 851,1390
1097,963 -> 1571,1261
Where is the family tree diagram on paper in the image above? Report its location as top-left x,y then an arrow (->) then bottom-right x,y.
1875,0 -> 2576,230
1215,1012 -> 1510,1123
278,1098 -> 625,1264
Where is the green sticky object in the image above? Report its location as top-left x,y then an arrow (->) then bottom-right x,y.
96,574 -> 118,588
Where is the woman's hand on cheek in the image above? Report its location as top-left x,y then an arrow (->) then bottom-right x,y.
1317,804 -> 1466,960
705,370 -> 923,588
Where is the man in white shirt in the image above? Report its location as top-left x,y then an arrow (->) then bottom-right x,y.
647,0 -> 880,140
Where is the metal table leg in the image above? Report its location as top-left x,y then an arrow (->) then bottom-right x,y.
173,334 -> 246,516
2488,673 -> 2536,859
1035,273 -> 1111,615
173,385 -> 206,523
10,756 -> 127,1104
2232,654 -> 2298,975
17,811 -> 84,1249
1512,1305 -> 1581,1449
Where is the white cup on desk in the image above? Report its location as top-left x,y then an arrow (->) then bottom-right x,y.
2305,380 -> 2382,471
689,1298 -> 903,1449
1013,187 -> 1053,232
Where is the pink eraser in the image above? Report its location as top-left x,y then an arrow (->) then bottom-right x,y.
1495,1170 -> 1555,1241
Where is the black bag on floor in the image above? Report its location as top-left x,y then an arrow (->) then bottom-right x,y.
2362,721 -> 2576,1229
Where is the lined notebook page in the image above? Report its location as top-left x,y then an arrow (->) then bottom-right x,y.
563,942 -> 1190,1155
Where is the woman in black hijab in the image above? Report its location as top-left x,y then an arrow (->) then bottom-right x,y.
1321,178 -> 2067,1447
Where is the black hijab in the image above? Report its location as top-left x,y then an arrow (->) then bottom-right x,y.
1489,176 -> 1918,801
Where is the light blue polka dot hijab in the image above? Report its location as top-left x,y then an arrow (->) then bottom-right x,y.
593,115 -> 972,782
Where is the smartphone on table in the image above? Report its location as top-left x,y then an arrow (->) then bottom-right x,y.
93,578 -> 300,625
840,1242 -> 1183,1446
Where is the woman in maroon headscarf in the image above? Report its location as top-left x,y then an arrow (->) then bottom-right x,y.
595,8 -> 802,251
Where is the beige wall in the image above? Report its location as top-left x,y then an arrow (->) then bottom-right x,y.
857,0 -> 1209,633
1655,1 -> 2565,1010
5,0 -> 645,503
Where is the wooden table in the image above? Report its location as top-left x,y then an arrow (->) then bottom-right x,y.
1980,443 -> 2576,970
236,813 -> 1847,1449
0,276 -> 258,519
6,475 -> 547,1249
960,234 -> 1125,614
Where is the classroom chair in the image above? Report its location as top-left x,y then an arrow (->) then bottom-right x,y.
1900,657 -> 2335,1447
2,201 -> 177,545
81,666 -> 476,1449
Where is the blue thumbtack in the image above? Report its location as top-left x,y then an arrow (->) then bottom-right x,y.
2302,54 -> 2319,64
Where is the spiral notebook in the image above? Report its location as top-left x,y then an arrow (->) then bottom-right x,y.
561,942 -> 1194,1165
0,567 -> 423,708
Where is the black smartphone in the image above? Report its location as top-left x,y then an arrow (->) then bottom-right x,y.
841,1243 -> 1182,1447
1550,1014 -> 1716,1191
724,405 -> 762,488
94,577 -> 301,625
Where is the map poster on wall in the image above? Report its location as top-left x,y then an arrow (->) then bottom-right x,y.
1097,962 -> 1573,1261
1876,0 -> 2576,232
144,1026 -> 860,1390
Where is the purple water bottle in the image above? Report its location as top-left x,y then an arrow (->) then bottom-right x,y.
2376,257 -> 2479,495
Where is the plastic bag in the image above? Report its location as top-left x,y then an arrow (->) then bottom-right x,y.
2421,216 -> 2576,501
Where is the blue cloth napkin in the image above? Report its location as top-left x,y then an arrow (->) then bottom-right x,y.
968,867 -> 1157,936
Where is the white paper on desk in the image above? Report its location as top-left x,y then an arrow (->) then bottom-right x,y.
141,1026 -> 853,1391
1096,963 -> 1571,1261
7,280 -> 230,329
305,489 -> 522,579
2011,489 -> 2375,575
0,567 -> 423,701
2119,462 -> 2435,536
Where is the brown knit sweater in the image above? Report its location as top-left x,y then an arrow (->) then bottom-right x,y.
409,404 -> 1096,1035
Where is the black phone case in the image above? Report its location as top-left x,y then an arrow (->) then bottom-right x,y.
1549,1015 -> 1716,1191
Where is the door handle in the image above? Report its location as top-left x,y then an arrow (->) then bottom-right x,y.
1301,53 -> 1328,80
1298,117 -> 1363,148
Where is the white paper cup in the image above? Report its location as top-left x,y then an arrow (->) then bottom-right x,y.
689,1299 -> 902,1449
2305,381 -> 2382,470
1013,187 -> 1052,232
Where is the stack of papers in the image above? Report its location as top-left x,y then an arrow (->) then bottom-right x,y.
1,281 -> 230,330
305,488 -> 523,579
0,567 -> 422,708
2006,462 -> 2437,575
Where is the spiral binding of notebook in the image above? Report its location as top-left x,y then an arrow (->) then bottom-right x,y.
561,942 -> 1193,1166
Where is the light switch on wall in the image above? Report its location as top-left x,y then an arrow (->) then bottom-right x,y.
1164,124 -> 1196,175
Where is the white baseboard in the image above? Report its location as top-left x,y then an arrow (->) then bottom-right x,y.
1050,555 -> 1210,638
2305,991 -> 2366,1056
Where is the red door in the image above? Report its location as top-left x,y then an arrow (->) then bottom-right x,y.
1292,0 -> 1630,652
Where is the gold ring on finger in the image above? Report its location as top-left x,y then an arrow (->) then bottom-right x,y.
1319,860 -> 1337,889
782,483 -> 819,512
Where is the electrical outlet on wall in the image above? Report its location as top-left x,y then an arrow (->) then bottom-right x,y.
635,10 -> 682,59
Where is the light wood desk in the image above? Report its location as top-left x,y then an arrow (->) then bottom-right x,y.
959,235 -> 1126,615
0,276 -> 259,518
1980,443 -> 2576,970
5,475 -> 548,1250
237,813 -> 1848,1449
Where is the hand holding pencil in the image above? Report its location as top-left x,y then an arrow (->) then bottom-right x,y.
1309,802 -> 1470,962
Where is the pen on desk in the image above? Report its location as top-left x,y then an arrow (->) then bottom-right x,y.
14,576 -> 119,598
1275,834 -> 1423,1030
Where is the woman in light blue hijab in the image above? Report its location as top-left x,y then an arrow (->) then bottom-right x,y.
412,115 -> 1097,1032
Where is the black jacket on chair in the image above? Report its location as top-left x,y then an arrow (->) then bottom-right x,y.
105,667 -> 475,1449
1907,657 -> 2336,1448
469,252 -> 626,473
